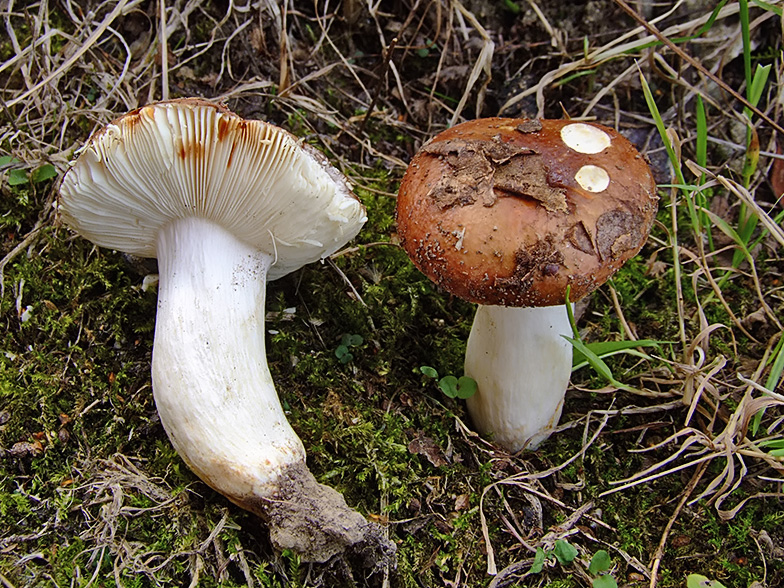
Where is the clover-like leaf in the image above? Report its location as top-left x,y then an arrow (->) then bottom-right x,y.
592,575 -> 618,588
686,574 -> 727,588
32,164 -> 58,184
530,547 -> 545,574
438,375 -> 459,398
588,550 -> 612,575
553,539 -> 578,565
7,168 -> 28,186
455,376 -> 477,399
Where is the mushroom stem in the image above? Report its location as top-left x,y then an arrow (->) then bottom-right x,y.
152,216 -> 394,564
153,216 -> 301,497
464,304 -> 573,451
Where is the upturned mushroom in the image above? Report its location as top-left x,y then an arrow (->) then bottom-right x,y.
396,118 -> 658,451
59,99 -> 395,565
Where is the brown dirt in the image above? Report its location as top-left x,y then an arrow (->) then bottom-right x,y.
239,460 -> 396,569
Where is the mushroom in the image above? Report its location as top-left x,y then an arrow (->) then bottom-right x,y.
58,99 -> 395,565
396,118 -> 658,451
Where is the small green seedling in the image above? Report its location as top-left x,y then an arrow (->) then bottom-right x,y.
531,539 -> 578,573
0,155 -> 57,186
587,550 -> 617,588
686,574 -> 728,588
531,541 -> 617,588
502,0 -> 521,14
419,366 -> 477,399
416,38 -> 436,58
335,333 -> 363,364
552,539 -> 578,565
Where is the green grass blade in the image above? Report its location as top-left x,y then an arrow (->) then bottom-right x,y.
640,69 -> 702,248
752,336 -> 784,435
572,339 -> 662,369
740,63 -> 770,189
639,72 -> 686,186
699,208 -> 753,263
564,287 -> 580,339
563,335 -> 636,393
696,96 -> 707,170
633,1 -> 727,52
751,0 -> 782,15
694,95 -> 714,250
739,0 -> 753,93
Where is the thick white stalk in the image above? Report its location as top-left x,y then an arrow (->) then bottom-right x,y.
150,216 -> 394,563
465,304 -> 573,452
152,216 -> 303,501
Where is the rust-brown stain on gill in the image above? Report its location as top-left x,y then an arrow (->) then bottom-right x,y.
177,136 -> 206,161
123,110 -> 145,132
227,141 -> 237,168
217,115 -> 232,143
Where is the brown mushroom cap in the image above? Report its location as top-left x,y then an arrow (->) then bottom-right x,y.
395,118 -> 659,306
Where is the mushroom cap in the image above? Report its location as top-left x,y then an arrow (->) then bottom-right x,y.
395,118 -> 658,306
59,98 -> 366,280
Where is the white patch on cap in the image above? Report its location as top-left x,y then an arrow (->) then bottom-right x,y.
560,123 -> 611,154
575,165 -> 610,193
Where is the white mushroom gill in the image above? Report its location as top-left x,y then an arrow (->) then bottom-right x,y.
59,101 -> 366,279
465,305 -> 573,451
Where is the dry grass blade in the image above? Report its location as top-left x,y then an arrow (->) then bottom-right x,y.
648,461 -> 709,588
690,161 -> 784,249
500,0 -> 733,116
448,1 -> 493,126
6,0 -> 141,110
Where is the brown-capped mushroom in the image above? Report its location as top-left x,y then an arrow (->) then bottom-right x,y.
396,118 -> 658,450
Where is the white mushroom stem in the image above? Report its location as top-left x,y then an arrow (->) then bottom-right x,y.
151,216 -> 391,562
464,304 -> 573,452
152,216 -> 303,500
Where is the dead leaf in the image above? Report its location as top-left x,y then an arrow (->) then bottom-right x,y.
454,493 -> 471,511
770,139 -> 784,198
408,434 -> 447,467
8,441 -> 43,458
